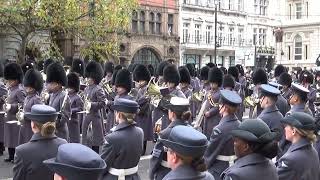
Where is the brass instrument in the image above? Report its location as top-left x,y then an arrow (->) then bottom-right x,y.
100,77 -> 113,95
154,116 -> 163,134
244,94 -> 259,108
208,93 -> 219,108
16,103 -> 24,123
192,90 -> 206,102
146,78 -> 162,107
40,89 -> 50,103
78,94 -> 91,114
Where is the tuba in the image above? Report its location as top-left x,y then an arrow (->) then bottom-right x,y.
16,103 -> 24,123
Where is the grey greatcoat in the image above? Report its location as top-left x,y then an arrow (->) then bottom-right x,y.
13,133 -> 67,180
258,105 -> 283,134
4,85 -> 26,148
204,114 -> 240,180
150,119 -> 188,180
190,77 -> 201,121
282,88 -> 292,102
162,165 -> 215,180
0,82 -> 8,144
82,84 -> 106,146
276,95 -> 290,117
202,89 -> 221,139
277,138 -> 320,180
307,86 -> 316,116
68,92 -> 83,143
221,153 -> 278,180
100,122 -> 144,180
48,89 -> 71,141
135,84 -> 153,141
18,93 -> 42,145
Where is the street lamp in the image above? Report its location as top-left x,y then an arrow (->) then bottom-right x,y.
214,0 -> 219,64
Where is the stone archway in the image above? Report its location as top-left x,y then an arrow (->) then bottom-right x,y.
131,47 -> 161,67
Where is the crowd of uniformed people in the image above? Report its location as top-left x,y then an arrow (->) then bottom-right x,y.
0,58 -> 319,180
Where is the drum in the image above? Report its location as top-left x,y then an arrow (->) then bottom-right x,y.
4,120 -> 21,148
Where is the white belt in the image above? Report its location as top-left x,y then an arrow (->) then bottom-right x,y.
216,155 -> 237,167
160,160 -> 170,168
108,165 -> 138,180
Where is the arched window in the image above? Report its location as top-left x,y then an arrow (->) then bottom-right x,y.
294,35 -> 302,60
156,13 -> 162,34
139,11 -> 145,33
149,12 -> 155,34
132,11 -> 138,33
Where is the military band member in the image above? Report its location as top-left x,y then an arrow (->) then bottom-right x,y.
44,143 -> 106,180
3,63 -> 26,162
82,61 -> 106,153
179,66 -> 192,99
46,62 -> 71,141
204,90 -> 241,180
156,61 -> 170,86
104,62 -> 114,84
221,119 -> 279,180
200,66 -> 210,91
202,67 -> 223,138
0,62 -> 8,156
42,58 -> 55,81
278,72 -> 293,101
236,64 -> 246,90
228,66 -> 245,120
222,75 -> 236,91
133,64 -> 153,155
277,112 -> 320,180
160,126 -> 214,180
257,84 -> 283,135
100,98 -> 143,180
13,104 -> 67,180
274,64 -> 287,83
268,82 -> 290,116
300,70 -> 316,116
148,64 -> 155,78
186,63 -> 201,122
150,96 -> 191,180
70,59 -> 85,78
18,69 -> 43,145
20,62 -> 34,75
67,73 -> 83,143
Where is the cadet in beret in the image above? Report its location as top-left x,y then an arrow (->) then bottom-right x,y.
46,62 -> 71,141
278,72 -> 293,101
100,98 -> 143,180
287,83 -> 312,116
161,126 -> 214,180
300,71 -> 316,116
204,90 -> 241,180
3,63 -> 26,162
0,62 -> 8,156
150,97 -> 191,180
44,143 -> 106,180
18,69 -> 43,145
221,119 -> 279,180
13,105 -> 67,180
268,82 -> 290,116
257,84 -> 283,135
277,112 -> 320,180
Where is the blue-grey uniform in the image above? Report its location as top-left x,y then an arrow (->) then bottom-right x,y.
268,82 -> 291,116
190,77 -> 201,121
13,105 -> 67,180
205,90 -> 241,180
68,92 -> 83,143
181,86 -> 192,99
277,112 -> 320,180
307,85 -> 316,116
0,81 -> 7,153
282,88 -> 292,102
202,89 -> 221,138
100,98 -> 144,180
160,126 -> 214,180
234,82 -> 245,120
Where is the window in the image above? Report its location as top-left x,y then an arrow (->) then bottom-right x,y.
218,25 -> 225,46
253,28 -> 257,45
149,12 -> 155,34
182,23 -> 190,43
296,3 -> 302,19
294,35 -> 302,60
288,46 -> 291,60
132,11 -> 138,33
289,4 -> 292,20
306,2 -> 309,18
168,14 -> 174,36
156,13 -> 161,34
255,0 -> 267,16
228,0 -> 234,10
305,45 -> 308,59
262,29 -> 266,45
237,0 -> 243,11
195,24 -> 201,43
228,27 -> 234,46
139,11 -> 145,33
238,28 -> 244,46
206,25 -> 212,44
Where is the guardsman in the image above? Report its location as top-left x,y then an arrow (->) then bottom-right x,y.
103,62 -> 114,84
156,61 -> 170,86
150,96 -> 191,180
70,59 -> 85,78
81,61 -> 106,153
204,90 -> 241,180
133,64 -> 153,155
274,64 -> 287,82
160,126 -> 215,180
100,98 -> 143,180
269,82 -> 290,116
0,62 -> 8,156
277,112 -> 320,180
42,58 -> 55,81
202,67 -> 223,138
3,63 -> 25,162
44,143 -> 106,180
18,69 -> 43,145
278,72 -> 293,101
222,75 -> 236,91
46,62 -> 71,141
179,66 -> 192,99
228,67 -> 245,120
221,119 -> 279,180
13,104 -> 67,180
20,62 -> 34,75
67,73 -> 83,143
186,63 -> 201,121
257,84 -> 283,135
300,70 -> 316,116
200,66 -> 210,91
236,64 -> 246,90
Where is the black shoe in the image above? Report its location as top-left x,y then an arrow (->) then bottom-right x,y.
4,157 -> 13,162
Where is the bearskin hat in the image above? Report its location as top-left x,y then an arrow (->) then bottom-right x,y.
4,62 -> 23,83
111,69 -> 120,85
156,61 -> 169,76
300,70 -> 314,84
37,60 -> 44,71
23,69 -> 43,92
228,66 -> 239,82
206,62 -> 216,68
220,67 -> 227,75
44,58 -> 54,74
46,62 -> 67,86
163,64 -> 180,86
179,66 -> 191,84
115,69 -> 132,92
200,66 -> 210,81
186,63 -> 196,77
133,64 -> 151,82
115,65 -> 123,71
208,67 -> 223,87
147,64 -> 155,77
21,62 -> 34,75
71,59 -> 85,77
274,64 -> 287,77
236,64 -> 244,76
128,63 -> 137,73
67,72 -> 80,92
223,74 -> 236,89
279,72 -> 292,87
104,62 -> 114,75
252,68 -> 268,85
85,61 -> 104,84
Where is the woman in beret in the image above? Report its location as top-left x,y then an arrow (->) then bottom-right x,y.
221,119 -> 278,180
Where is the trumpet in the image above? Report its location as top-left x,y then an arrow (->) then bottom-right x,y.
16,103 -> 24,123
